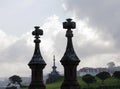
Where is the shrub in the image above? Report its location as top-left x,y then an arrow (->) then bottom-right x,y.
96,71 -> 110,84
82,74 -> 96,87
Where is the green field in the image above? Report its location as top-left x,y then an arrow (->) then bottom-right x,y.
46,76 -> 120,89
23,76 -> 120,89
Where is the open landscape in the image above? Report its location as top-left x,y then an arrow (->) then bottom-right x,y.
1,1 -> 120,89
22,76 -> 120,89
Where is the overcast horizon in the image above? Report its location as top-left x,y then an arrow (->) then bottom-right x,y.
0,0 -> 120,77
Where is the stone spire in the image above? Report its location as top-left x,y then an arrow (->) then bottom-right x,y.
46,55 -> 61,84
52,55 -> 57,72
28,26 -> 46,89
53,55 -> 55,66
60,18 -> 81,89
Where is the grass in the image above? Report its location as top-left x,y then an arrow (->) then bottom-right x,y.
22,76 -> 120,89
46,77 -> 63,89
78,77 -> 120,88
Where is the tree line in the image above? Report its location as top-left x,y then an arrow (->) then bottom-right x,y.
5,71 -> 120,89
82,71 -> 120,87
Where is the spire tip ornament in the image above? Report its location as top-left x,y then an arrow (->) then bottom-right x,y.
32,26 -> 43,39
63,18 -> 76,29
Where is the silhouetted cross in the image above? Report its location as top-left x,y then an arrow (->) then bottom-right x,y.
63,18 -> 76,37
32,26 -> 43,39
63,18 -> 76,30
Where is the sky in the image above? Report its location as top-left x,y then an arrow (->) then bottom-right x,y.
0,0 -> 120,77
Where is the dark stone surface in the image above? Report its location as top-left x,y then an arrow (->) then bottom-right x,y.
60,19 -> 81,89
28,26 -> 46,89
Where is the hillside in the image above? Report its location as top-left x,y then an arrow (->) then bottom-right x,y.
46,76 -> 120,89
22,76 -> 120,89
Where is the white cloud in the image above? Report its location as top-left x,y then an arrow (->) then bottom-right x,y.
0,30 -> 17,50
0,8 -> 120,77
0,30 -> 33,77
0,15 -> 63,77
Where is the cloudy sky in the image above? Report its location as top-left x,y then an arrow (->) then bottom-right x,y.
0,0 -> 120,77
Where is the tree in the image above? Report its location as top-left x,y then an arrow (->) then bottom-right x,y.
82,74 -> 96,87
96,72 -> 110,84
9,75 -> 22,87
113,71 -> 120,79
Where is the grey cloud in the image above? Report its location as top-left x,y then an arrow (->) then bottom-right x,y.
0,33 -> 33,77
2,39 -> 33,63
63,0 -> 120,48
52,23 -> 117,59
59,0 -> 120,62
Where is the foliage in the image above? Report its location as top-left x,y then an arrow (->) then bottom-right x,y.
96,72 -> 111,84
82,74 -> 96,87
113,71 -> 120,79
9,75 -> 22,86
22,76 -> 120,89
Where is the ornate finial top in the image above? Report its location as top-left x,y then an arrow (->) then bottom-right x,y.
66,18 -> 72,22
63,18 -> 76,37
28,26 -> 46,66
60,18 -> 80,65
63,18 -> 76,30
32,26 -> 43,39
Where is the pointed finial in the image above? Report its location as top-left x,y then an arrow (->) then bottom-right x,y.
53,55 -> 55,60
60,18 -> 80,63
60,18 -> 80,89
53,55 -> 55,66
28,26 -> 46,89
28,26 -> 46,65
66,18 -> 72,22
